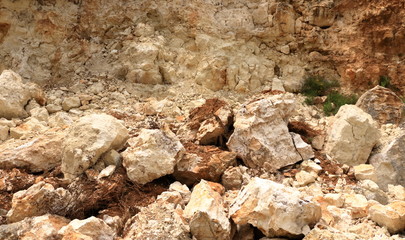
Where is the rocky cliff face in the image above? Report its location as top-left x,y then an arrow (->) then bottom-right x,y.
1,0 -> 404,93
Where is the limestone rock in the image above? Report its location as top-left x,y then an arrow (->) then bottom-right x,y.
343,193 -> 369,218
9,118 -> 49,139
388,185 -> 405,202
174,143 -> 237,185
0,70 -> 45,119
291,132 -> 315,160
29,107 -> 49,122
369,201 -> 405,234
61,114 -> 129,179
59,217 -> 116,240
177,99 -> 233,145
0,130 -> 65,172
7,182 -> 71,223
123,198 -> 191,239
356,180 -> 388,204
325,105 -> 380,166
62,96 -> 81,111
122,127 -> 184,184
184,180 -> 231,240
356,86 -> 404,125
353,164 -> 376,181
295,170 -> 317,186
0,125 -> 9,141
227,93 -> 302,171
221,166 -> 249,190
229,177 -> 321,238
369,133 -> 405,191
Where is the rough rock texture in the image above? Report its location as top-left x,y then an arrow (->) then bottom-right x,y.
177,98 -> 233,145
370,133 -> 405,191
0,130 -> 65,172
58,216 -> 116,240
227,93 -> 302,171
0,70 -> 45,119
325,105 -> 380,166
61,113 -> 129,179
174,143 -> 236,186
291,132 -> 315,160
369,201 -> 405,234
184,180 -> 231,240
356,86 -> 404,125
122,127 -> 184,184
229,177 -> 321,238
7,182 -> 71,223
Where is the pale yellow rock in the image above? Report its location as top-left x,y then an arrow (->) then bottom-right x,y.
295,170 -> 317,186
58,217 -> 116,240
343,194 -> 369,218
369,201 -> 405,234
388,185 -> 405,202
0,125 -> 9,141
301,160 -> 322,174
323,193 -> 344,207
9,118 -> 49,139
62,96 -> 81,111
353,164 -> 376,181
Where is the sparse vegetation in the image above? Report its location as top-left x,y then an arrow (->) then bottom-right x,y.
301,76 -> 358,116
379,75 -> 391,88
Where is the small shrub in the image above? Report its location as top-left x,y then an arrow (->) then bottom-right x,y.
323,91 -> 358,116
379,75 -> 391,88
301,76 -> 339,97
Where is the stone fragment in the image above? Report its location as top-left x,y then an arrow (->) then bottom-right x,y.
221,166 -> 249,190
301,160 -> 322,174
7,182 -> 71,223
388,185 -> 405,202
0,125 -> 9,141
325,105 -> 380,166
59,216 -> 116,240
369,201 -> 405,234
123,197 -> 191,239
9,118 -> 49,139
48,112 -> 74,128
122,127 -> 184,184
356,86 -> 404,125
62,96 -> 81,111
353,164 -> 376,181
271,77 -> 285,92
309,6 -> 336,27
343,194 -> 369,218
356,180 -> 388,204
29,107 -> 49,122
46,104 -> 62,114
0,70 -> 45,119
184,180 -> 231,240
311,135 -> 325,150
0,130 -> 65,172
101,149 -> 122,166
229,177 -> 321,237
291,133 -> 314,160
61,114 -> 129,179
177,98 -> 233,145
369,133 -> 405,191
174,143 -> 237,185
295,170 -> 317,186
323,193 -> 344,207
227,93 -> 302,171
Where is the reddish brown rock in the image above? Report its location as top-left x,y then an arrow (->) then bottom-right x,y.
356,86 -> 404,125
174,143 -> 237,186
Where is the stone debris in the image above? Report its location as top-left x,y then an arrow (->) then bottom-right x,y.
122,126 -> 184,184
353,164 -> 376,182
227,93 -> 303,171
325,105 -> 380,166
229,177 -> 321,238
61,114 -> 129,179
58,216 -> 116,240
184,180 -> 231,240
369,201 -> 405,234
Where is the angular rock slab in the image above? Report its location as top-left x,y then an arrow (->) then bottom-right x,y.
369,201 -> 405,234
0,70 -> 46,119
356,85 -> 404,125
325,105 -> 380,166
184,180 -> 231,240
227,93 -> 302,171
122,127 -> 184,184
229,177 -> 321,238
0,130 -> 65,172
370,133 -> 405,191
58,216 -> 116,240
61,114 -> 129,179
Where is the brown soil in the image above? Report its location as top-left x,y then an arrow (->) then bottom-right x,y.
288,120 -> 322,144
188,98 -> 227,130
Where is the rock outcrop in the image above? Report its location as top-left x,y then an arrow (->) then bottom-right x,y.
61,114 -> 129,179
227,93 -> 303,171
325,105 -> 380,166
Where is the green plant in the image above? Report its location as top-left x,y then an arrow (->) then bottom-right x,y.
323,91 -> 358,116
301,76 -> 339,98
379,75 -> 391,88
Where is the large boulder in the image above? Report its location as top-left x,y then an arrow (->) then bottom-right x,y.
325,105 -> 380,166
227,93 -> 302,171
229,177 -> 321,238
122,127 -> 184,184
369,133 -> 405,191
0,130 -> 65,172
184,181 -> 231,240
7,182 -> 72,223
0,70 -> 45,119
356,86 -> 404,125
61,114 -> 129,179
174,143 -> 237,186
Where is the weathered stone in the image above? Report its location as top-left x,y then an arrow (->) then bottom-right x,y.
174,143 -> 237,185
46,104 -> 62,114
353,164 -> 376,181
369,201 -> 405,234
9,118 -> 49,139
29,107 -> 49,122
309,6 -> 336,28
356,86 -> 404,125
0,70 -> 45,119
343,194 -> 369,218
61,114 -> 129,179
356,180 -> 388,204
101,149 -> 122,166
0,125 -> 9,141
227,93 -> 302,171
291,133 -> 315,160
7,182 -> 71,223
325,105 -> 380,166
122,127 -> 184,184
229,177 -> 321,238
0,130 -> 65,172
177,99 -> 233,145
388,185 -> 405,202
295,170 -> 317,186
184,180 -> 231,240
369,133 -> 405,191
48,112 -> 74,128
301,160 -> 322,175
221,166 -> 249,190
62,96 -> 81,111
58,216 -> 116,240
